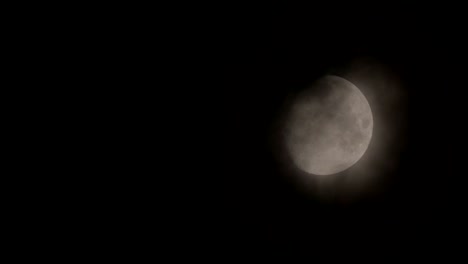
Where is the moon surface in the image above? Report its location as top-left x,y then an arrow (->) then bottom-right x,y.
285,75 -> 373,175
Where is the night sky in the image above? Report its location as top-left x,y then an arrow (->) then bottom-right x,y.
218,4 -> 464,258
15,3 -> 466,260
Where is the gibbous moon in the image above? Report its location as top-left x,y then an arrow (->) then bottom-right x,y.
285,75 -> 373,175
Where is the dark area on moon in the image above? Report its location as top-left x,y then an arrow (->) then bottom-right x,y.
217,4 -> 464,259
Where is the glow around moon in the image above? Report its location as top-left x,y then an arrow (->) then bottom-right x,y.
285,75 -> 373,175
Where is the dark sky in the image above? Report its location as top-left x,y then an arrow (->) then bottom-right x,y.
219,4 -> 464,258
16,3 -> 465,260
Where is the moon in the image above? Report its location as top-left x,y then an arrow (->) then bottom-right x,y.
284,75 -> 373,175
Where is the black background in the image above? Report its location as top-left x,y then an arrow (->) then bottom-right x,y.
217,4 -> 464,258
12,3 -> 465,260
